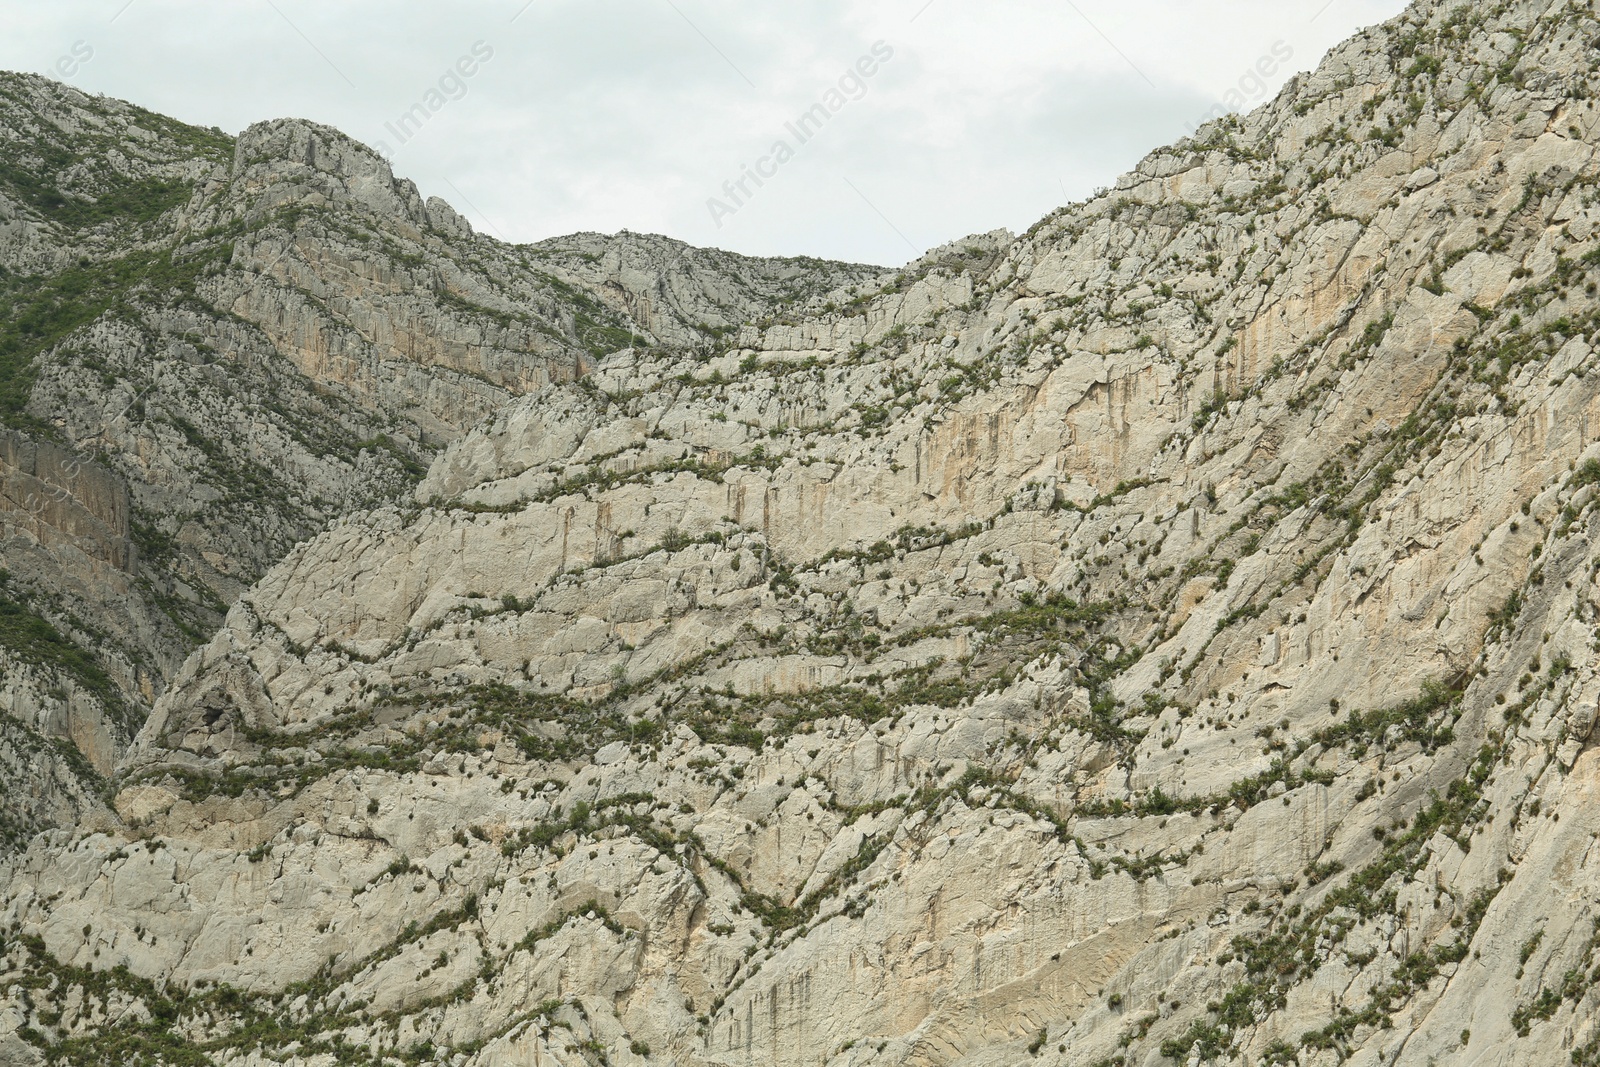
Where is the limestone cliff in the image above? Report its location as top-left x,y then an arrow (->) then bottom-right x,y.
7,0 -> 1600,1064
0,73 -> 880,844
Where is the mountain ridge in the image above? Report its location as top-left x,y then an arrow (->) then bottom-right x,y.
0,69 -> 883,847
6,0 -> 1600,1064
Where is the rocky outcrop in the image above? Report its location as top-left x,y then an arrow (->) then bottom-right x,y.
8,1 -> 1600,1065
0,73 -> 881,814
0,429 -> 132,573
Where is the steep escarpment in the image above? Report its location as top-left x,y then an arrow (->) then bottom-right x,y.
0,73 -> 880,841
7,0 -> 1600,1064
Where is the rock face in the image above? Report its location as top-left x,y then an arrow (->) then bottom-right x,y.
8,0 -> 1600,1064
0,73 -> 881,844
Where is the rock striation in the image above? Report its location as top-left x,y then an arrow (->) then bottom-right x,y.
8,0 -> 1600,1064
0,74 -> 880,844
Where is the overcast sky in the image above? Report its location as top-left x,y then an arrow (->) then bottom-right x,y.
1,1 -> 1409,265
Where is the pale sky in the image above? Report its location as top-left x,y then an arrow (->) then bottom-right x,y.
0,1 -> 1411,265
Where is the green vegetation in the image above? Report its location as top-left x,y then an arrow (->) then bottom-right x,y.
535,271 -> 641,357
8,886 -> 497,1066
0,134 -> 193,230
1310,679 -> 1457,757
0,81 -> 228,234
0,574 -> 129,728
1162,740 -> 1503,1062
0,241 -> 233,422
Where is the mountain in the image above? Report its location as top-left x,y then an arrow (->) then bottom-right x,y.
0,72 -> 882,847
7,0 -> 1600,1063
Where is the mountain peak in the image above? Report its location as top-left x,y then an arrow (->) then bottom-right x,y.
231,116 -> 431,227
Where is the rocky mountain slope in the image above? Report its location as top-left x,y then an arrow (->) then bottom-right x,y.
9,0 -> 1600,1063
0,73 -> 881,845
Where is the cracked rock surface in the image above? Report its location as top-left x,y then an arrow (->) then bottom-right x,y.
0,73 -> 878,847
9,0 -> 1600,1064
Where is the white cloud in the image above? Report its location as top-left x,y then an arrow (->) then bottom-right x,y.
0,0 -> 1411,264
